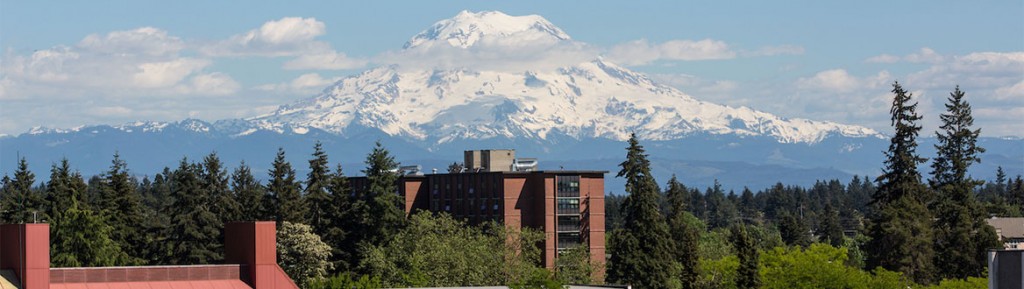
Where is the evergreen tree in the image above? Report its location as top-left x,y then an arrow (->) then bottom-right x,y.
778,211 -> 810,247
202,152 -> 241,224
96,153 -> 147,264
929,86 -> 1000,279
164,158 -> 221,264
325,163 -> 353,272
141,167 -> 173,264
232,161 -> 266,221
732,224 -> 760,289
268,148 -> 305,224
0,157 -> 42,223
606,134 -> 676,288
666,176 -> 699,289
50,198 -> 131,267
867,82 -> 935,284
361,141 -> 405,245
305,141 -> 333,236
45,159 -> 89,219
817,204 -> 844,247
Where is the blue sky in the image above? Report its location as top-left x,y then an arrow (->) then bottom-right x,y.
2,0 -> 1022,136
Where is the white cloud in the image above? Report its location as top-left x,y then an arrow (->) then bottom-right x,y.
796,69 -> 891,93
183,72 -> 241,95
133,58 -> 210,88
255,73 -> 341,95
866,47 -> 946,64
78,27 -> 185,56
743,45 -> 805,57
606,39 -> 736,65
203,17 -> 329,57
995,80 -> 1024,100
283,51 -> 367,70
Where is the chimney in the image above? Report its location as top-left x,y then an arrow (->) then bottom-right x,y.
224,221 -> 299,289
0,224 -> 50,289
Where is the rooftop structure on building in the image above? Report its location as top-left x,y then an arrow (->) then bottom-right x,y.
350,149 -> 607,279
0,222 -> 298,289
986,217 -> 1024,249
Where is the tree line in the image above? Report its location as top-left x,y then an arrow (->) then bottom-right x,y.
603,83 -> 1022,288
0,141 -> 590,287
1,82 -> 1022,288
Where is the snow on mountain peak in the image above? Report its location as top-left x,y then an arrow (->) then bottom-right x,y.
404,10 -> 571,49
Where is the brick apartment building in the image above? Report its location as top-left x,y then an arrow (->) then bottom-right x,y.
350,149 -> 607,276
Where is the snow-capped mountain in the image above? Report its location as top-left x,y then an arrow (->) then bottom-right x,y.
248,10 -> 880,145
5,11 -> 1019,191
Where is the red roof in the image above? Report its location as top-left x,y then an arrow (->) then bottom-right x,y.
49,279 -> 252,289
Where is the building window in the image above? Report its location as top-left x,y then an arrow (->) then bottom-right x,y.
558,232 -> 581,249
557,199 -> 579,215
558,216 -> 580,232
556,175 -> 580,198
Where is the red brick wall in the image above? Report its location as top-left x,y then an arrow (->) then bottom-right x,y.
581,174 -> 607,281
0,224 -> 49,289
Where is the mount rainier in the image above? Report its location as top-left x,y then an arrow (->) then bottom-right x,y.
2,11 -> 1020,191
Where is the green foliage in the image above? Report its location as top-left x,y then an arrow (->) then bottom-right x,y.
268,147 -> 305,224
97,153 -> 147,265
868,82 -> 936,284
759,244 -> 917,289
307,273 -> 383,289
778,211 -> 810,248
50,195 -> 131,266
361,212 -> 546,287
554,245 -> 596,285
510,268 -> 566,289
202,153 -> 241,224
45,159 -> 88,223
698,256 -> 739,289
278,221 -> 334,288
324,163 -> 353,272
817,204 -> 845,247
231,161 -> 266,221
731,224 -> 760,289
929,86 -> 1000,280
163,158 -> 221,264
361,141 -> 405,245
607,134 -> 677,289
305,141 -> 333,236
666,176 -> 700,289
0,157 -> 43,223
923,277 -> 987,289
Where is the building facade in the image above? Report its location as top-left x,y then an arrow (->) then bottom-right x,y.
350,150 -> 607,278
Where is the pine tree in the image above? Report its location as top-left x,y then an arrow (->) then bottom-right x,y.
732,224 -> 760,289
305,141 -> 333,236
606,134 -> 676,288
232,161 -> 266,221
867,81 -> 936,284
929,86 -> 1000,279
817,204 -> 844,247
325,163 -> 353,272
50,198 -> 131,267
45,159 -> 89,219
96,153 -> 147,265
778,211 -> 810,247
268,148 -> 305,224
361,141 -> 405,245
203,152 -> 241,224
666,176 -> 699,289
0,157 -> 42,223
164,158 -> 221,264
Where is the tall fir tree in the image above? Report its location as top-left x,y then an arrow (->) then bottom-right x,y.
324,163 -> 354,272
305,141 -> 333,236
232,161 -> 266,221
361,141 -> 405,246
164,158 -> 221,264
606,134 -> 677,289
0,157 -> 43,223
666,176 -> 700,289
731,224 -> 760,289
202,152 -> 241,224
929,86 -> 1001,279
45,159 -> 89,219
817,204 -> 844,247
268,148 -> 305,224
50,197 -> 131,267
867,81 -> 936,284
97,153 -> 147,265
